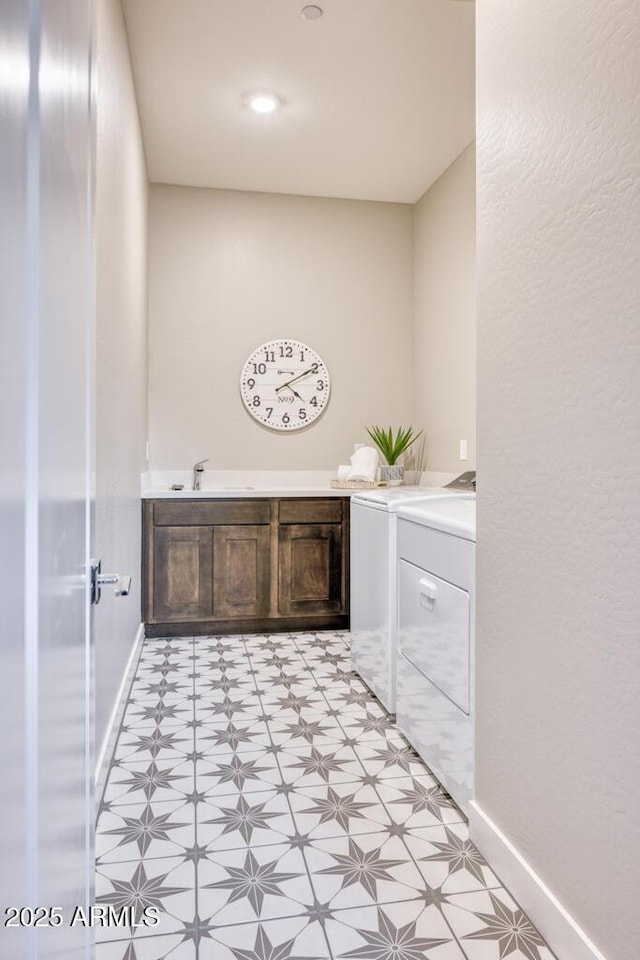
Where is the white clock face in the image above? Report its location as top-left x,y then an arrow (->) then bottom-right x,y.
240,339 -> 331,431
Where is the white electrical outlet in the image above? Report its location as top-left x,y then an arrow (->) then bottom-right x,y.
459,438 -> 468,461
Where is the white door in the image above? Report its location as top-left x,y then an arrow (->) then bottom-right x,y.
0,2 -> 95,958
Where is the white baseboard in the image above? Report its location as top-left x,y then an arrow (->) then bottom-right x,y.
469,801 -> 608,960
94,622 -> 144,802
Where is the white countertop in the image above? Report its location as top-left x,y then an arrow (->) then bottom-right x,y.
145,486 -> 351,500
141,469 -> 460,500
143,470 -> 348,499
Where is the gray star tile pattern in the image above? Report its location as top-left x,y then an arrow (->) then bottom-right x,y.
96,632 -> 556,960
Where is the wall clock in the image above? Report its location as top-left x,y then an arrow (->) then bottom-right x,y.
240,339 -> 331,431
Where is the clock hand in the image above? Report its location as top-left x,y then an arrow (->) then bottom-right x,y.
276,382 -> 304,400
276,367 -> 315,393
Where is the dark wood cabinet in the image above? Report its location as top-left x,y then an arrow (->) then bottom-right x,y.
278,523 -> 343,615
143,497 -> 349,636
213,524 -> 271,620
152,525 -> 213,621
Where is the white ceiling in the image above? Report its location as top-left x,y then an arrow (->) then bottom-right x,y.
122,0 -> 475,204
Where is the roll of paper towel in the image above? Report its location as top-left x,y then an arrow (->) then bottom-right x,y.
347,445 -> 379,482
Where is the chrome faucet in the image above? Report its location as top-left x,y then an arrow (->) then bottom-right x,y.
192,458 -> 208,491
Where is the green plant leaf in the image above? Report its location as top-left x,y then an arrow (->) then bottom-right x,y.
365,425 -> 423,465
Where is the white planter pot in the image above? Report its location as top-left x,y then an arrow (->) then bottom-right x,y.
379,464 -> 404,486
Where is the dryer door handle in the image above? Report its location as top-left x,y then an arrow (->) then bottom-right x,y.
419,577 -> 438,609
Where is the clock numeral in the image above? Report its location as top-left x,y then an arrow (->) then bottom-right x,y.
266,407 -> 273,418
279,345 -> 293,358
247,377 -> 255,389
310,396 -> 318,407
252,395 -> 261,407
252,362 -> 267,375
299,408 -> 307,420
310,363 -> 319,374
264,350 -> 275,363
282,413 -> 290,424
299,349 -> 305,361
317,380 -> 325,391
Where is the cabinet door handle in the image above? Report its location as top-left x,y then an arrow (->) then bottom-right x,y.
419,577 -> 437,609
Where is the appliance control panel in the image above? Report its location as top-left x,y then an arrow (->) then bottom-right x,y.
443,471 -> 476,492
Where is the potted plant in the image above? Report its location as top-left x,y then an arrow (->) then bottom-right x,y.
366,425 -> 423,485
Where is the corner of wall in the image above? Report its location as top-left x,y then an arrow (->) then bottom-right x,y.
95,0 -> 150,750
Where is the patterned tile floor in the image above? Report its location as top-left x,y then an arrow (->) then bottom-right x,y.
96,632 -> 555,960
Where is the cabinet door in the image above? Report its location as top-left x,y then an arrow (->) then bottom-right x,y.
213,525 -> 271,619
279,523 -> 344,615
152,526 -> 213,621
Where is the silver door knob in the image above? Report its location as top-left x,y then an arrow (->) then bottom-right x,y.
97,573 -> 132,596
90,560 -> 132,605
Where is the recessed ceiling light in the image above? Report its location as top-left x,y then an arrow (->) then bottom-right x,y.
301,5 -> 323,20
245,92 -> 282,115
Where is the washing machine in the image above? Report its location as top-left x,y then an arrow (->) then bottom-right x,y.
395,498 -> 476,812
350,486 -> 475,713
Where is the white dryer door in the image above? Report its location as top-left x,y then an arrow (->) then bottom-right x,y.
398,560 -> 470,715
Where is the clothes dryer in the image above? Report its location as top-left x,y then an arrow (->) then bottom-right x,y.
350,487 -> 474,712
395,498 -> 476,811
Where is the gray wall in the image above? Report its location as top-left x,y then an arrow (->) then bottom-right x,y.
413,143 -> 476,472
95,0 -> 149,754
476,2 -> 640,957
147,185 -> 414,470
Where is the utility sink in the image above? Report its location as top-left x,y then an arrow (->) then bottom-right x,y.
143,471 -> 345,499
